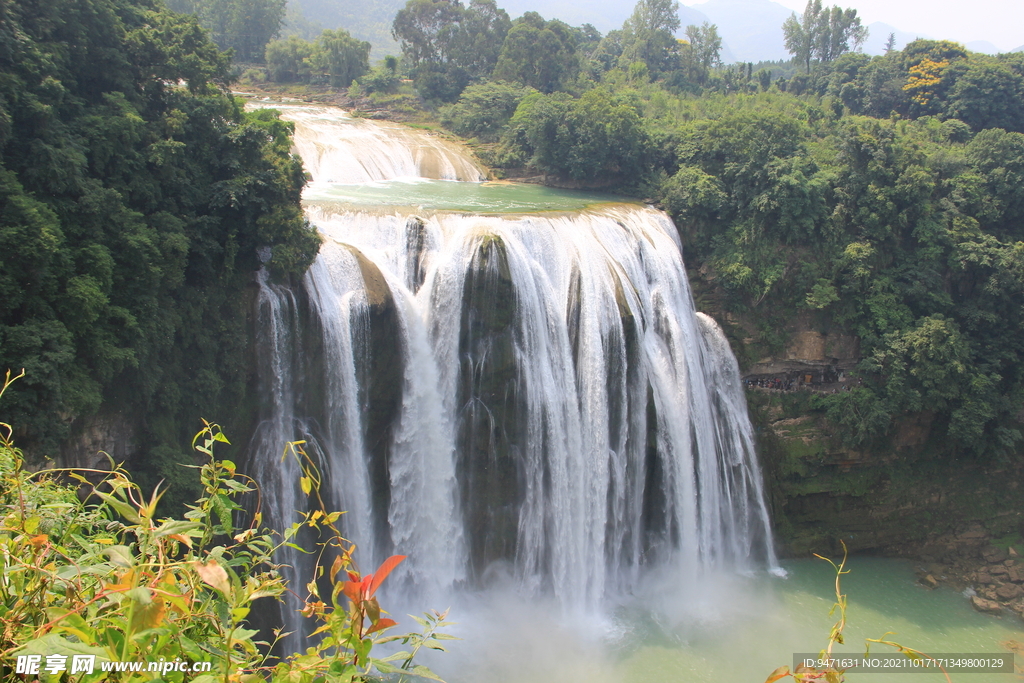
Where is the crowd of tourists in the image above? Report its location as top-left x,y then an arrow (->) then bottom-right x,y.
743,371 -> 856,394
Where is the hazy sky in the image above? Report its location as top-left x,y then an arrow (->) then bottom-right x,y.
768,0 -> 1023,51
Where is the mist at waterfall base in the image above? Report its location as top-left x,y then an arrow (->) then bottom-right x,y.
245,104 -> 1023,682
430,556 -> 1023,683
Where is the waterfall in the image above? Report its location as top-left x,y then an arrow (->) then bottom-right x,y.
247,105 -> 779,643
270,105 -> 485,184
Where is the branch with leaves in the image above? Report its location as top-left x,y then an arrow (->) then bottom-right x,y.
765,542 -> 950,683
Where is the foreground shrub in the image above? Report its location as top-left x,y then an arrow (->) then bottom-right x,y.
0,370 -> 450,682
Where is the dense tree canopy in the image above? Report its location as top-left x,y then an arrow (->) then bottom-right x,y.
167,0 -> 286,62
492,13 -> 580,93
0,0 -> 319,471
264,29 -> 371,86
498,88 -> 649,181
619,0 -> 681,76
658,98 -> 1024,458
265,34 -> 315,82
438,80 -> 535,140
310,29 -> 372,86
392,0 -> 510,100
793,41 -> 1024,134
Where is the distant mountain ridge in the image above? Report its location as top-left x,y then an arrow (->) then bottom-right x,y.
286,0 -> 1014,65
495,0 -> 637,32
288,0 -> 403,57
861,21 -> 918,55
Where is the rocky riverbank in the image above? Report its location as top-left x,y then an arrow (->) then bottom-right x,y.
908,528 -> 1024,620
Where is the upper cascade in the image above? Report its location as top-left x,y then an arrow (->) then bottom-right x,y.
260,104 -> 485,184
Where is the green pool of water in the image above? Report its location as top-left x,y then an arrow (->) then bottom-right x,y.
435,558 -> 1023,683
304,178 -> 635,214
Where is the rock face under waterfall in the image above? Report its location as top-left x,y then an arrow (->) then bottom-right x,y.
244,105 -> 779,646
457,236 -> 522,581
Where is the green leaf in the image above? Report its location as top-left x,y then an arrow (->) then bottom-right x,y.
429,633 -> 460,640
379,650 -> 413,662
372,660 -> 403,674
230,627 -> 260,643
95,491 -> 142,524
211,493 -> 234,535
153,519 -> 202,537
404,664 -> 446,681
105,545 -> 135,568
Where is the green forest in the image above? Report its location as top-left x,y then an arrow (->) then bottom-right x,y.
0,0 -> 320,504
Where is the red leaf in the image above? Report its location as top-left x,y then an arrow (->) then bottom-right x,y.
364,617 -> 397,636
764,665 -> 791,683
342,581 -> 362,603
367,555 -> 405,597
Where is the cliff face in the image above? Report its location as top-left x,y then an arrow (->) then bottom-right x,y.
754,386 -> 1024,616
58,411 -> 139,471
687,258 -> 1022,560
715,306 -> 1024,564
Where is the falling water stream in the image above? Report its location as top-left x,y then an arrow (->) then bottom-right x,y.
245,103 -> 1022,682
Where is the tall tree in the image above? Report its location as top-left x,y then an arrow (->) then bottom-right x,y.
620,0 -> 681,75
391,0 -> 464,65
311,29 -> 371,86
816,4 -> 868,63
451,0 -> 512,78
884,32 -> 896,54
685,22 -> 722,73
783,0 -> 866,72
492,12 -> 580,93
782,7 -> 812,72
392,0 -> 510,100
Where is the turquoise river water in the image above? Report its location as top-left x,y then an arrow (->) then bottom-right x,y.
433,557 -> 1022,683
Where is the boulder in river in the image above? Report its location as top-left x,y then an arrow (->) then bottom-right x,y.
971,596 -> 1003,614
996,583 -> 1023,600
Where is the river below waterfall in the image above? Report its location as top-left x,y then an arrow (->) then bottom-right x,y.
432,557 -> 1022,683
244,101 -> 1023,680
